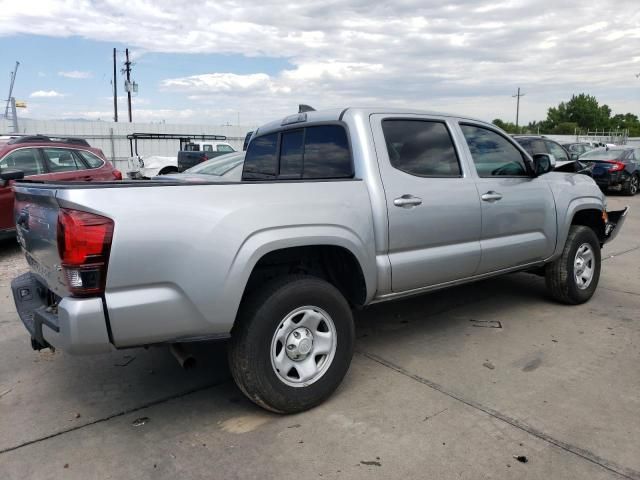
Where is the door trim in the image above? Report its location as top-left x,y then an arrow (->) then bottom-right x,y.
371,259 -> 546,304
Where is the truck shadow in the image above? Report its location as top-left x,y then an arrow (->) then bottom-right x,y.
1,271 -> 554,452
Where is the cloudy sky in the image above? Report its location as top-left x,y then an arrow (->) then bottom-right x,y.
1,0 -> 639,127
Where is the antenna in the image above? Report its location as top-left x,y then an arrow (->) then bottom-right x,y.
4,61 -> 20,118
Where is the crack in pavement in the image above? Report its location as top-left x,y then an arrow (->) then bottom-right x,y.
603,246 -> 640,261
600,286 -> 640,297
0,380 -> 229,456
359,350 -> 640,480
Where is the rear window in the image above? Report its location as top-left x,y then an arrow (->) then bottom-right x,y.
580,149 -> 628,160
381,119 -> 460,177
242,124 -> 353,181
76,150 -> 104,168
243,133 -> 278,179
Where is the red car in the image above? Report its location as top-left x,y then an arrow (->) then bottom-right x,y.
0,135 -> 122,239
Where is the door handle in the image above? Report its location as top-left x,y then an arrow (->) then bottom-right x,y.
481,191 -> 503,202
394,195 -> 422,208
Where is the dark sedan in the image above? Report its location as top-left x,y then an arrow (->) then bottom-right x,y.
579,147 -> 639,195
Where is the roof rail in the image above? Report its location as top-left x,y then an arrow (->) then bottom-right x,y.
7,135 -> 91,147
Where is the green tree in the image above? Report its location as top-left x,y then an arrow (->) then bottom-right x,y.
492,118 -> 522,134
544,93 -> 613,131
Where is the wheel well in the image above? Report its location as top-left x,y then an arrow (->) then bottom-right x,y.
244,245 -> 367,307
571,209 -> 605,243
159,166 -> 179,175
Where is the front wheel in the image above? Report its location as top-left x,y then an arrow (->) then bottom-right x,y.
545,225 -> 601,304
228,275 -> 354,413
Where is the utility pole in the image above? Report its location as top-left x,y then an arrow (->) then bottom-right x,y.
124,48 -> 132,122
4,61 -> 20,119
112,48 -> 118,122
512,87 -> 525,129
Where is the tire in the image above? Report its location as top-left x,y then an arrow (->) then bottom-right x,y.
545,225 -> 601,304
228,275 -> 355,413
624,174 -> 639,196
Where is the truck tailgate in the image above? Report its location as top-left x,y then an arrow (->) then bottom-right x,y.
14,185 -> 69,297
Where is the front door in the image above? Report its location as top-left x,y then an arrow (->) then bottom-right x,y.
458,123 -> 557,274
371,115 -> 482,292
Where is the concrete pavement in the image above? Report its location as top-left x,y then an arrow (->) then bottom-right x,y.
0,194 -> 638,479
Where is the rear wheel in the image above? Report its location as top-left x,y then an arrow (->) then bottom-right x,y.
228,275 -> 354,413
624,173 -> 639,196
545,226 -> 601,304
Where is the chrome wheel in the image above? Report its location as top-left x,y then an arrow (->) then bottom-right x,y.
574,243 -> 595,290
631,176 -> 639,195
270,306 -> 337,387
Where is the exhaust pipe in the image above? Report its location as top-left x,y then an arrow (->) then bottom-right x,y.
169,343 -> 195,369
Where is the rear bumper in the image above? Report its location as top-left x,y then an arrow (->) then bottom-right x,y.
603,207 -> 629,244
11,272 -> 113,355
594,171 -> 628,190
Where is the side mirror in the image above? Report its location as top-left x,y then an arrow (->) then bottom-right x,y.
532,153 -> 555,175
0,168 -> 24,187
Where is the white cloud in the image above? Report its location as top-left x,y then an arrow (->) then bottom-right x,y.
2,0 -> 640,124
58,70 -> 93,79
30,90 -> 66,98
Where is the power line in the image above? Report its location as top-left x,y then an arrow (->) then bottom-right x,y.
512,87 -> 525,129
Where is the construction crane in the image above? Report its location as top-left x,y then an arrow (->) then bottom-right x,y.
4,61 -> 20,133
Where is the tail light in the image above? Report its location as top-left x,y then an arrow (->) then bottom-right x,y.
112,169 -> 123,180
57,208 -> 114,296
609,162 -> 625,172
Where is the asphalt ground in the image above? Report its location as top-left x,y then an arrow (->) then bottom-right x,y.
0,193 -> 638,479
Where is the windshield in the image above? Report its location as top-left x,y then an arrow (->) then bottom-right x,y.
186,152 -> 244,175
580,149 -> 627,160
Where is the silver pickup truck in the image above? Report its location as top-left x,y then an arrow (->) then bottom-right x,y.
8,107 -> 628,413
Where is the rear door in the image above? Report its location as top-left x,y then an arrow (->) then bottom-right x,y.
371,114 -> 482,292
40,148 -> 88,181
458,123 -> 556,274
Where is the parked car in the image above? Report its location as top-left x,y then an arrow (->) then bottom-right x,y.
8,108 -> 628,413
578,147 -> 640,195
0,135 -> 121,239
156,152 -> 245,182
562,142 -> 594,159
177,141 -> 236,172
512,135 -> 593,175
512,135 -> 572,165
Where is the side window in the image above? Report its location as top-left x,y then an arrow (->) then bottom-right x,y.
302,125 -> 352,179
381,120 -> 461,177
545,141 -> 569,162
528,139 -> 547,155
461,125 -> 528,177
202,145 -> 213,152
0,148 -> 45,176
242,133 -> 278,179
217,144 -> 234,152
42,148 -> 83,172
279,129 -> 304,178
75,150 -> 104,168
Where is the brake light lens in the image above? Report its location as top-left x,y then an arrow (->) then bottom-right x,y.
112,169 -> 123,180
57,209 -> 114,296
608,162 -> 625,172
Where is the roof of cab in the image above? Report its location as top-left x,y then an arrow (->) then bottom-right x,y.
254,107 -> 492,137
